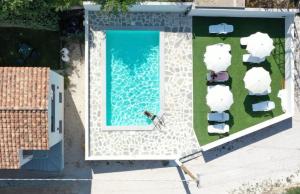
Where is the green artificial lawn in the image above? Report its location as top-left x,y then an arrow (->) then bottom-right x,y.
0,27 -> 60,69
193,17 -> 285,145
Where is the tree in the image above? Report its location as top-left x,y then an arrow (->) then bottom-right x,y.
0,0 -> 59,30
0,0 -> 139,30
48,0 -> 139,12
94,0 -> 138,12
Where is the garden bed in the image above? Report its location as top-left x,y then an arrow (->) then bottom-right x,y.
0,27 -> 60,69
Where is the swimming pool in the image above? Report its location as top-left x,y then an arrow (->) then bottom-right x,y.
105,30 -> 161,128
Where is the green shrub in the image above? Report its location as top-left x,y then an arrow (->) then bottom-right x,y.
1,0 -> 191,30
0,0 -> 141,30
0,0 -> 60,30
286,187 -> 300,194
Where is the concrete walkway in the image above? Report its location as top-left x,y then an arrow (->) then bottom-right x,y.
89,107 -> 300,194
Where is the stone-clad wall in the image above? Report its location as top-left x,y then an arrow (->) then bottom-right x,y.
88,12 -> 200,158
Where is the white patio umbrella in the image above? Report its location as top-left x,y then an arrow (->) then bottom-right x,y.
246,32 -> 275,59
204,45 -> 232,73
243,67 -> 271,94
206,85 -> 234,112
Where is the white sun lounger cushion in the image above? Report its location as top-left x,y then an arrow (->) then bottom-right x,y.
252,101 -> 275,112
209,23 -> 234,34
249,87 -> 271,96
243,54 -> 265,64
208,124 -> 229,134
207,112 -> 229,122
207,72 -> 229,83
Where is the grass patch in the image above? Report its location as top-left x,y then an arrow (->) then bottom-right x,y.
0,27 -> 60,69
286,187 -> 300,194
193,17 -> 285,145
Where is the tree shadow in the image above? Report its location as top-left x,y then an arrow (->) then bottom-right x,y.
202,117 -> 292,162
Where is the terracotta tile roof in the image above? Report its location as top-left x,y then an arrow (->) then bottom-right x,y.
0,67 -> 50,169
0,67 -> 49,110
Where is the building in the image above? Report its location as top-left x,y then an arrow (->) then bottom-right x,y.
0,67 -> 64,170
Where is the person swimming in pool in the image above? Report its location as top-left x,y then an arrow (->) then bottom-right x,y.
144,111 -> 156,121
144,111 -> 165,127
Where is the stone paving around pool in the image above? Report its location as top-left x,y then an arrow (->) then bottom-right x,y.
87,12 -> 200,158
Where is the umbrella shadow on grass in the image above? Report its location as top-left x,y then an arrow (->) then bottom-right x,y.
206,76 -> 232,89
243,95 -> 274,118
243,59 -> 273,74
227,111 -> 234,128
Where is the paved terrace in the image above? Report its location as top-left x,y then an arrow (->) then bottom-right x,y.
87,12 -> 200,158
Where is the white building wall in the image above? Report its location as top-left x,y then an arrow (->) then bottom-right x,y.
48,70 -> 64,148
285,15 -> 295,115
189,8 -> 296,18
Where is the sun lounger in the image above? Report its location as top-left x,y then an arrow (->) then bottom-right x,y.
225,25 -> 234,33
207,112 -> 229,122
60,48 -> 69,55
207,85 -> 229,93
61,54 -> 70,62
208,123 -> 229,134
207,71 -> 229,82
249,87 -> 271,96
209,23 -> 234,34
240,37 -> 249,46
252,101 -> 275,112
243,54 -> 265,64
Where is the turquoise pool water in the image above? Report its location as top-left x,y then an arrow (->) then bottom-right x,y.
106,30 -> 160,126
